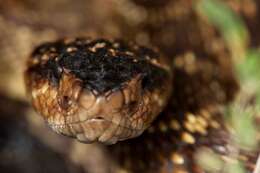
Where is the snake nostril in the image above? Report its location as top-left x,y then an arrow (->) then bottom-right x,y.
59,96 -> 70,110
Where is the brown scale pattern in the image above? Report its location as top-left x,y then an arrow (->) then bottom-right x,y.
109,75 -> 258,172
115,0 -> 239,104
109,105 -> 228,173
1,0 -> 260,173
108,51 -> 241,173
108,0 -> 260,164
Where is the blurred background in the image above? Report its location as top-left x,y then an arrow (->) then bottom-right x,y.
0,0 -> 260,173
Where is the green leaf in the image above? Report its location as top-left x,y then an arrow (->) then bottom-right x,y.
228,104 -> 257,149
227,161 -> 246,173
237,49 -> 260,82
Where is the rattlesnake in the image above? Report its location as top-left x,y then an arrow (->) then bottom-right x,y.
1,0 -> 260,173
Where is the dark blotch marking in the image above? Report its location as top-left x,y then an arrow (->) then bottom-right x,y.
28,38 -> 168,94
132,0 -> 170,8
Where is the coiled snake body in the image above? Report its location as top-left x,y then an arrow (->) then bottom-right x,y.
25,37 -> 257,173
0,0 -> 259,172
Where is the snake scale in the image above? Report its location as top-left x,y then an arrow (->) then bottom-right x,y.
24,38 -> 256,173
1,0 -> 260,173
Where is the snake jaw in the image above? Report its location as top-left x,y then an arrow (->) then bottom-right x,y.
25,37 -> 172,144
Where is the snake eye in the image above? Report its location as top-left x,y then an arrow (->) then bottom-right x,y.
128,101 -> 138,114
129,101 -> 138,106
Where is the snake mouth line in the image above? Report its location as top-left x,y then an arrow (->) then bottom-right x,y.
47,117 -> 143,132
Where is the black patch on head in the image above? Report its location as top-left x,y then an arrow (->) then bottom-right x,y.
132,0 -> 170,8
28,38 -> 169,93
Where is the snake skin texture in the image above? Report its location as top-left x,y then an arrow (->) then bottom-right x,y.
1,0 -> 259,172
25,38 -> 259,173
25,38 -> 172,144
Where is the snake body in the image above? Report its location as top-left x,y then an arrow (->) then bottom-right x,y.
20,1 -> 260,172
25,37 -> 257,173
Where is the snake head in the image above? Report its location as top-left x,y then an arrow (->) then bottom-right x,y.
25,38 -> 172,144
